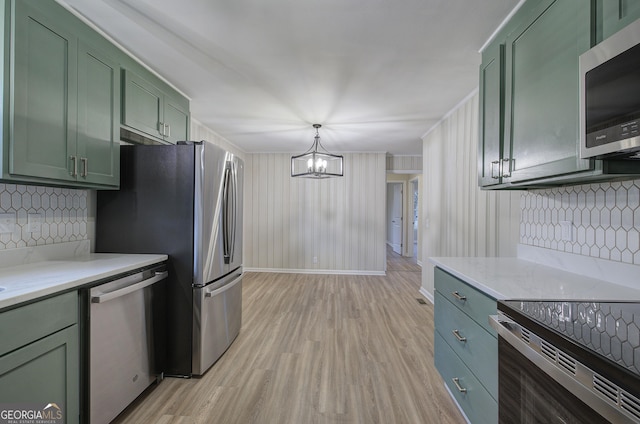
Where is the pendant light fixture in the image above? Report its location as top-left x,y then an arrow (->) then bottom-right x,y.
291,124 -> 344,178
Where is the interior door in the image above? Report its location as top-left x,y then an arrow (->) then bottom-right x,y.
387,182 -> 403,255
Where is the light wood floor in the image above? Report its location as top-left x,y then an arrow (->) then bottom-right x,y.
112,248 -> 465,424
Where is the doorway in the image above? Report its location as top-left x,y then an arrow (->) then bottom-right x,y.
386,182 -> 403,255
409,178 -> 419,261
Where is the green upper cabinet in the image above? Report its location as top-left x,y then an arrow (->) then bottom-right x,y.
7,0 -> 120,188
164,96 -> 190,144
11,0 -> 78,184
503,0 -> 592,184
478,0 -> 640,189
478,41 -> 505,187
600,0 -> 640,41
76,42 -> 120,186
122,69 -> 190,144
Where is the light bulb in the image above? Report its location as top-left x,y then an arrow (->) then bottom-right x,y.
307,158 -> 313,172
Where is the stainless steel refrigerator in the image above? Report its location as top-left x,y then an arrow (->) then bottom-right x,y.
96,141 -> 243,377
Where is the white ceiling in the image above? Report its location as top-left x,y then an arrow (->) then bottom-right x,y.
59,0 -> 520,155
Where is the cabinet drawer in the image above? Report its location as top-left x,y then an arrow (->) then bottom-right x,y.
434,291 -> 497,400
0,292 -> 77,356
435,331 -> 498,424
434,267 -> 496,335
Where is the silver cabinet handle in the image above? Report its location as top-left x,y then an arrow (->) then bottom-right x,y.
452,378 -> 467,393
70,155 -> 77,177
452,329 -> 467,342
91,271 -> 168,303
158,121 -> 165,136
501,158 -> 511,177
81,157 -> 88,177
451,291 -> 467,301
165,123 -> 171,138
204,274 -> 242,298
490,160 -> 500,179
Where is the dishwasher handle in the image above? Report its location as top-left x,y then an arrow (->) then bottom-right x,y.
204,274 -> 242,298
91,271 -> 168,304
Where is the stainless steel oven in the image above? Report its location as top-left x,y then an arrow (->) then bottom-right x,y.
491,301 -> 640,424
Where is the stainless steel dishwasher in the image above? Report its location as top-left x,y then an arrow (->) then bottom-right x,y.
87,264 -> 167,424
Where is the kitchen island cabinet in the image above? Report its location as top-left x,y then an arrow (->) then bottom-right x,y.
0,292 -> 79,424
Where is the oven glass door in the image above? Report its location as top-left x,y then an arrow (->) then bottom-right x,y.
498,337 -> 610,424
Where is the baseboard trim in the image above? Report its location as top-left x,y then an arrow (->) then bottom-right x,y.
244,267 -> 386,276
418,287 -> 434,304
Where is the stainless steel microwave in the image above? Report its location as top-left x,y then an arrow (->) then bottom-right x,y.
580,18 -> 640,159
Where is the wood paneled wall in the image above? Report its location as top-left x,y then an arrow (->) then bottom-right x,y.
244,153 -> 387,274
386,155 -> 423,172
421,92 -> 521,300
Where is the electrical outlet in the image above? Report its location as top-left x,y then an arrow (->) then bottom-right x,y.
27,213 -> 43,233
0,213 -> 15,234
313,256 -> 318,264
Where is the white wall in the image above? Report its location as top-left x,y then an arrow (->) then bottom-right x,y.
191,118 -> 246,161
244,152 -> 387,274
421,92 -> 521,300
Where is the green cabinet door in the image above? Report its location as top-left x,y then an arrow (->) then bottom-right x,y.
504,0 -> 593,184
164,97 -> 190,144
122,69 -> 164,140
121,69 -> 190,144
0,325 -> 79,424
11,0 -> 77,182
601,0 -> 640,40
77,42 -> 120,186
478,40 -> 505,187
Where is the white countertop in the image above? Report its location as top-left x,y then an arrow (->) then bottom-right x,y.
0,241 -> 167,310
430,255 -> 640,301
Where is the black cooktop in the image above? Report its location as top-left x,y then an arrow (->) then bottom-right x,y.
499,300 -> 640,386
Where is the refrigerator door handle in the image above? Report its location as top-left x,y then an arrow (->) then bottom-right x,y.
229,160 -> 238,263
222,162 -> 232,264
204,274 -> 242,298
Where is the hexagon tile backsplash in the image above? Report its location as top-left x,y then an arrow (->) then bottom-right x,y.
521,179 -> 640,264
0,183 -> 87,249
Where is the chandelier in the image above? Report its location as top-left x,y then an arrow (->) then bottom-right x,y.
291,124 -> 344,178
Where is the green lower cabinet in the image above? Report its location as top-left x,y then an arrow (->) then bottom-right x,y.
0,325 -> 79,424
435,332 -> 498,424
434,267 -> 498,423
0,291 -> 79,424
434,291 -> 498,400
